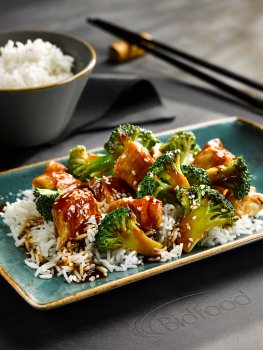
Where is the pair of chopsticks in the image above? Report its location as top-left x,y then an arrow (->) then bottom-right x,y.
88,18 -> 263,112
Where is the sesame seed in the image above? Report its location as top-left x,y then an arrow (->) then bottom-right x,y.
186,223 -> 191,230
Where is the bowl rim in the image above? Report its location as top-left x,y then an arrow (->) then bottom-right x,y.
0,29 -> 96,92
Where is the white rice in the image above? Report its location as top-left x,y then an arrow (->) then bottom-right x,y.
1,190 -> 263,283
0,39 -> 74,89
200,210 -> 263,247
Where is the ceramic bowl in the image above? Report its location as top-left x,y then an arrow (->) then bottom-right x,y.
0,30 -> 96,147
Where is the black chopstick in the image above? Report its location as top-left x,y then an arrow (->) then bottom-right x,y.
88,18 -> 263,111
88,18 -> 263,92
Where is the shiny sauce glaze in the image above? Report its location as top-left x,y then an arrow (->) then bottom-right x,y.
108,196 -> 163,231
86,175 -> 134,203
52,188 -> 100,245
32,171 -> 82,191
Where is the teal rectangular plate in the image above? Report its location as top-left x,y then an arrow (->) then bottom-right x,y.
1,117 -> 263,309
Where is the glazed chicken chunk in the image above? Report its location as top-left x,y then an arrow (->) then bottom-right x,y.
227,187 -> 263,217
32,160 -> 82,191
45,161 -> 67,173
32,171 -> 82,191
109,196 -> 163,231
114,141 -> 154,190
52,188 -> 100,248
193,138 -> 235,169
86,176 -> 134,203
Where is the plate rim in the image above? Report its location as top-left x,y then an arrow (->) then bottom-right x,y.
1,232 -> 263,309
1,116 -> 263,309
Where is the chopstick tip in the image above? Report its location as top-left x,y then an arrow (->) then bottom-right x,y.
87,17 -> 97,24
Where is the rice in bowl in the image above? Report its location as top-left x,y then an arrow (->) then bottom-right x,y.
0,38 -> 74,89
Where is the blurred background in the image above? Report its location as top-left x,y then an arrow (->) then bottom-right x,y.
2,0 -> 263,84
1,0 -> 263,168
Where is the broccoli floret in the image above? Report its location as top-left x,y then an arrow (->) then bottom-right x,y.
104,123 -> 161,156
95,207 -> 162,256
182,164 -> 211,186
140,128 -> 161,151
175,185 -> 237,252
137,150 -> 190,201
207,156 -> 251,200
33,188 -> 61,221
161,131 -> 201,165
68,145 -> 115,181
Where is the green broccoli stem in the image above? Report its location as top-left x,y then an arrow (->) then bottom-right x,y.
86,154 -> 115,179
68,145 -> 117,181
121,222 -> 163,256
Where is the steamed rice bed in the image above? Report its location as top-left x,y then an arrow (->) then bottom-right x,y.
0,38 -> 74,89
1,189 -> 263,284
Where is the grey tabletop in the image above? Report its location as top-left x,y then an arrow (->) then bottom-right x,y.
1,1 -> 263,349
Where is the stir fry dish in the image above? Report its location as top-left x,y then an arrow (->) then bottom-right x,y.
2,124 -> 263,283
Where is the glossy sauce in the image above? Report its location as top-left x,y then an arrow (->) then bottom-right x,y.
32,171 -> 82,190
87,176 -> 134,202
108,196 -> 163,231
80,267 -> 106,283
52,188 -> 100,241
